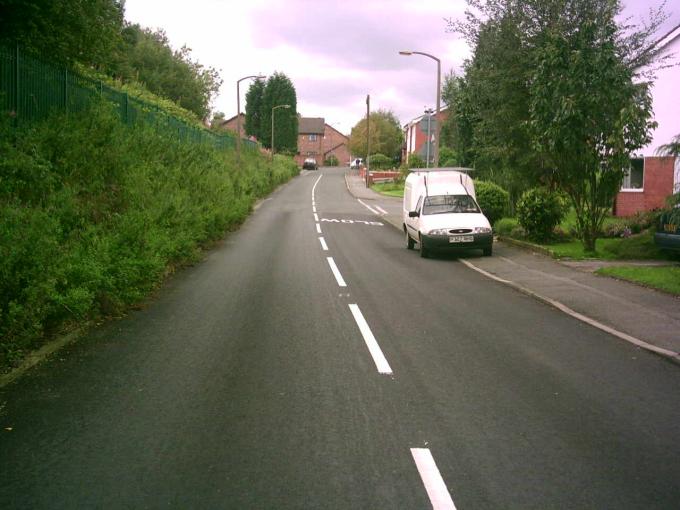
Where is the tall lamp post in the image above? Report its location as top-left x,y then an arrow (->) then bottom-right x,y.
399,50 -> 441,167
424,107 -> 434,168
271,104 -> 290,161
236,74 -> 266,162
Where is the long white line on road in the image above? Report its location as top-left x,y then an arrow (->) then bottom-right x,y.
410,448 -> 457,510
312,174 -> 323,199
459,259 -> 680,362
327,257 -> 347,287
314,213 -> 319,222
375,205 -> 388,215
316,223 -> 322,234
348,304 -> 393,375
313,205 -> 317,212
358,199 -> 380,215
319,237 -> 328,251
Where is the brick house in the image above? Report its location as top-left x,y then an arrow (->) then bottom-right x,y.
215,113 -> 246,138
402,108 -> 449,165
614,156 -> 679,217
296,117 -> 349,167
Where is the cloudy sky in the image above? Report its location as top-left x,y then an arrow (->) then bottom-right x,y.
124,0 -> 679,154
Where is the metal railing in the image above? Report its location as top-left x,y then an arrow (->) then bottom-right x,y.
0,45 -> 256,151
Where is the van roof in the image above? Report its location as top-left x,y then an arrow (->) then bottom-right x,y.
427,183 -> 470,196
409,167 -> 474,173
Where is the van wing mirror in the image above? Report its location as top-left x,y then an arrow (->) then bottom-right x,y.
408,210 -> 419,218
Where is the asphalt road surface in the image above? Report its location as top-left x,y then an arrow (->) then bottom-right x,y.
2,167 -> 679,509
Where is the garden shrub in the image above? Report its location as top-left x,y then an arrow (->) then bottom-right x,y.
516,187 -> 566,241
368,153 -> 392,170
475,181 -> 510,225
439,146 -> 457,165
407,154 -> 425,169
494,217 -> 518,236
324,154 -> 339,166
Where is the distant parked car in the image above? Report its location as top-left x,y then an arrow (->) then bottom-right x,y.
303,158 -> 318,170
350,158 -> 363,169
654,206 -> 680,252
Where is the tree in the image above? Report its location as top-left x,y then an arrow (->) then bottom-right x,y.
114,25 -> 222,120
529,0 -> 656,251
349,109 -> 403,160
0,0 -> 124,71
244,78 -> 266,140
260,72 -> 298,152
656,134 -> 680,157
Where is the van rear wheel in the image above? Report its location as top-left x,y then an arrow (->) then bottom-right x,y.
406,230 -> 415,250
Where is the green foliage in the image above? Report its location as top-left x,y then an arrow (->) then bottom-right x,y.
0,104 -> 299,371
349,109 -> 403,160
260,72 -> 298,152
655,133 -> 680,157
475,180 -> 509,225
516,188 -> 566,241
244,78 -> 266,140
113,25 -> 222,119
324,154 -> 339,166
0,0 -> 124,70
597,266 -> 680,295
439,146 -> 458,166
494,217 -> 519,235
368,153 -> 393,170
407,153 -> 426,169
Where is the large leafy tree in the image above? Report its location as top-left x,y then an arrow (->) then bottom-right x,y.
656,134 -> 680,157
260,72 -> 298,152
0,0 -> 124,70
244,78 -> 266,140
115,25 -> 222,120
349,109 -> 403,160
528,0 -> 656,251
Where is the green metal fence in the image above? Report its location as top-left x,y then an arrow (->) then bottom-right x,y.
0,45 -> 257,151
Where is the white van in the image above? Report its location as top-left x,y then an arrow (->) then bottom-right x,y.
403,168 -> 493,257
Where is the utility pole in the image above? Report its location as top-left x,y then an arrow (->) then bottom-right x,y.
366,94 -> 370,188
424,107 -> 434,168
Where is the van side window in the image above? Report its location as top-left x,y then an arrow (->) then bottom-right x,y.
415,196 -> 423,213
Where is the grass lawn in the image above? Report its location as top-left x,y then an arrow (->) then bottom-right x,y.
545,232 -> 671,260
596,266 -> 680,295
371,181 -> 404,198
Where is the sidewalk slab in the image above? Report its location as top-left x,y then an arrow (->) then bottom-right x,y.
344,170 -> 680,360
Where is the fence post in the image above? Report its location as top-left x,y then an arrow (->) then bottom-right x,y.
64,68 -> 68,111
13,43 -> 19,126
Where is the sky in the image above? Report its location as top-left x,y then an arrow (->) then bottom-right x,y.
124,0 -> 679,155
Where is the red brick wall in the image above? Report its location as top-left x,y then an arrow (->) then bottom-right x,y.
322,125 -> 350,166
615,156 -> 675,216
296,133 -> 323,166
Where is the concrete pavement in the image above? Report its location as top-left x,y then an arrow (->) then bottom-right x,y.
344,170 -> 680,362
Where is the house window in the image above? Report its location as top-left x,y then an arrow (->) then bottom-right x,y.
622,158 -> 644,190
309,134 -> 317,141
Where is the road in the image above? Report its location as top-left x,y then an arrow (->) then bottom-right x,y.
1,167 -> 679,509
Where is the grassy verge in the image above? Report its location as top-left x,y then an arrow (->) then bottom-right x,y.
596,266 -> 680,295
0,103 -> 298,372
371,181 -> 404,197
543,232 -> 672,260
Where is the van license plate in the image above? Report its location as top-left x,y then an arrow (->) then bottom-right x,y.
449,235 -> 474,243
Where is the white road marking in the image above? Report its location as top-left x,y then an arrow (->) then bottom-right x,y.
319,237 -> 328,251
314,213 -> 319,222
348,304 -> 393,375
459,259 -> 680,362
327,257 -> 347,287
375,205 -> 388,215
320,218 -> 383,226
312,174 -> 323,199
358,199 -> 380,215
410,448 -> 457,510
316,223 -> 322,234
313,205 -> 317,212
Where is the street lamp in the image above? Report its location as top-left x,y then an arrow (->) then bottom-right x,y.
236,74 -> 266,162
424,107 -> 434,168
399,50 -> 441,167
271,104 -> 291,161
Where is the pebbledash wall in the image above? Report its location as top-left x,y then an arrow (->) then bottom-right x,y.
614,156 -> 678,217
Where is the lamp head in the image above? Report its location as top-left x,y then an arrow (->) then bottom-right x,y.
399,51 -> 413,56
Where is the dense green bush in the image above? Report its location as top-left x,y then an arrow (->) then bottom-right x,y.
407,154 -> 426,169
439,146 -> 457,165
0,103 -> 298,371
368,153 -> 392,170
493,217 -> 518,235
475,180 -> 509,225
516,187 -> 566,241
324,154 -> 339,166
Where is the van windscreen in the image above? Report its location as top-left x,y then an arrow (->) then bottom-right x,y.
422,195 -> 479,215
